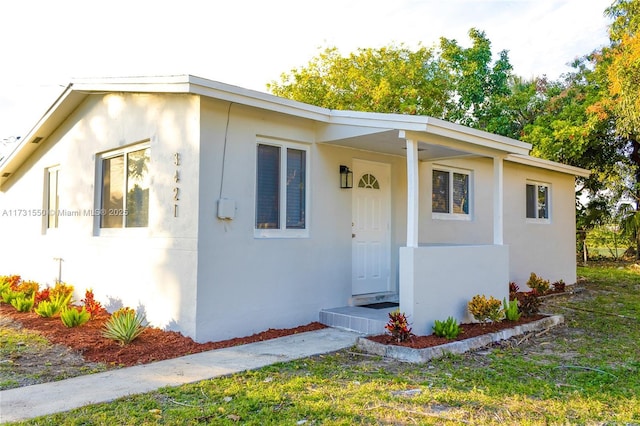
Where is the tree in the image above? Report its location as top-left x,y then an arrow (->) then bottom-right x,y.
267,45 -> 451,117
438,28 -> 514,130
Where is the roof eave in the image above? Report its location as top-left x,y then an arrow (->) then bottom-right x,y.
506,153 -> 591,177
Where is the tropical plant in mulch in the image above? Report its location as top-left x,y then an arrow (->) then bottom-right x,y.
432,316 -> 462,339
519,290 -> 542,317
503,297 -> 521,321
34,293 -> 72,318
102,307 -> 147,345
468,294 -> 503,324
81,289 -> 103,317
60,306 -> 91,328
526,272 -> 550,294
48,282 -> 75,303
384,310 -> 414,343
10,293 -> 35,312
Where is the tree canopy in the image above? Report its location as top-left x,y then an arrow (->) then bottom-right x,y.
268,3 -> 640,254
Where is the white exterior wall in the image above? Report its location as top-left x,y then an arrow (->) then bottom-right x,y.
504,162 -> 578,287
415,156 -> 577,287
0,93 -> 201,337
419,157 -> 494,245
194,99 -> 408,342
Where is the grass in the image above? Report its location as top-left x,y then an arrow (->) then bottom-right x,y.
0,321 -> 53,389
7,263 -> 640,425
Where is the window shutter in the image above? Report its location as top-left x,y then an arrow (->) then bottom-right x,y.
526,184 -> 536,218
256,144 -> 280,229
286,148 -> 306,229
452,172 -> 469,214
432,170 -> 449,213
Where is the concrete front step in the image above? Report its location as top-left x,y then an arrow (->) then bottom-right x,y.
319,305 -> 397,335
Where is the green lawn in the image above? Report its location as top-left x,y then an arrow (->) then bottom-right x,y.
9,263 -> 640,425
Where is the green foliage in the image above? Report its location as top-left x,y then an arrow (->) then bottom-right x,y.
102,307 -> 147,345
468,294 -> 503,323
432,316 -> 462,339
269,44 -> 450,117
503,297 -> 521,321
526,272 -> 550,294
384,310 -> 413,343
519,291 -> 541,317
49,282 -> 74,304
34,293 -> 71,318
10,293 -> 34,312
1,289 -> 23,305
60,306 -> 91,328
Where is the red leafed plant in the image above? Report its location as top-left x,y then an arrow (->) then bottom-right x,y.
81,289 -> 103,317
34,287 -> 51,306
385,310 -> 414,343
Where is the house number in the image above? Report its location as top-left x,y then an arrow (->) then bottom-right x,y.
173,152 -> 181,217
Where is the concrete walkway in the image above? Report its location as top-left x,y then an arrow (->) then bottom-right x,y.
0,328 -> 360,423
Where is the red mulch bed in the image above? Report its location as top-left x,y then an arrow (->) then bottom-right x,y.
0,305 -> 326,367
367,314 -> 546,348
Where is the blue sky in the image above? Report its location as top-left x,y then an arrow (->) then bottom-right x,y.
0,0 -> 613,139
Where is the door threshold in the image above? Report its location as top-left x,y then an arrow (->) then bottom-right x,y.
349,292 -> 398,307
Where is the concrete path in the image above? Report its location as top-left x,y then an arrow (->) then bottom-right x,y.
0,328 -> 360,423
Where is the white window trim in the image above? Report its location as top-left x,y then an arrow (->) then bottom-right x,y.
254,137 -> 310,239
95,141 -> 151,235
526,180 -> 551,224
44,165 -> 60,233
431,165 -> 473,221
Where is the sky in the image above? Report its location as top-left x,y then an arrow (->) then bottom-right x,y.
0,0 -> 614,139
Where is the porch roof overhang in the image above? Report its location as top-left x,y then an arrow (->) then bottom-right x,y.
316,111 -> 531,162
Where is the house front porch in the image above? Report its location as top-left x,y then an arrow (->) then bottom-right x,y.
320,243 -> 509,335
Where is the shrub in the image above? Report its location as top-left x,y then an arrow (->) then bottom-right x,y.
35,300 -> 61,318
527,273 -> 550,294
552,280 -> 566,293
1,289 -> 23,305
10,293 -> 35,312
520,291 -> 541,317
384,310 -> 413,343
509,282 -> 519,301
34,287 -> 51,306
503,297 -> 521,321
15,280 -> 39,297
468,294 -> 503,323
102,307 -> 147,345
34,293 -> 71,317
432,316 -> 462,339
49,282 -> 74,303
81,289 -> 103,317
0,275 -> 22,290
60,306 -> 91,327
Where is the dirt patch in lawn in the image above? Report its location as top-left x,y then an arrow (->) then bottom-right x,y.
0,305 -> 325,369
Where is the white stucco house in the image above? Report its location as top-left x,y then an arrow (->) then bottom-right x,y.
0,75 -> 588,341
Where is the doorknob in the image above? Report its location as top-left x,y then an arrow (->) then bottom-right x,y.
352,233 -> 356,238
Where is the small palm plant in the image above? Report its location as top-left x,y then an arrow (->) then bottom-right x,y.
102,307 -> 147,345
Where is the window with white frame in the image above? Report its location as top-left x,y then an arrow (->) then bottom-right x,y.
255,139 -> 309,237
100,143 -> 150,228
432,167 -> 471,218
46,166 -> 60,229
526,181 -> 550,221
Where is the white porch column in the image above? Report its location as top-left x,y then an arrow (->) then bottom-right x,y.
406,138 -> 419,248
493,155 -> 504,245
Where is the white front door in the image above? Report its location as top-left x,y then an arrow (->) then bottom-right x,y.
352,159 -> 391,295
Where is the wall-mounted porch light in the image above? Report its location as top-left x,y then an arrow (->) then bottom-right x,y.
340,165 -> 353,189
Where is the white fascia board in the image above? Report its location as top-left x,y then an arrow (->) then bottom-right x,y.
73,75 -> 333,122
423,117 -> 531,155
328,109 -> 430,131
0,84 -> 84,184
506,154 -> 591,177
